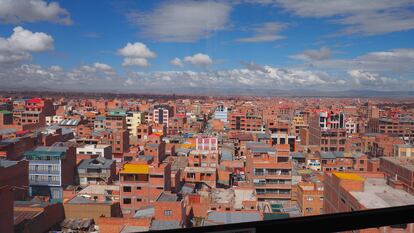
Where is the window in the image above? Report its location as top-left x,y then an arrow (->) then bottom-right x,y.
123,198 -> 131,204
123,186 -> 131,192
164,210 -> 172,216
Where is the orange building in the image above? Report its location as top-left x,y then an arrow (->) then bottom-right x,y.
119,162 -> 171,216
324,172 -> 414,233
297,181 -> 324,216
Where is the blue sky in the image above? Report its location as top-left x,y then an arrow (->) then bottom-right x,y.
1,0 -> 414,93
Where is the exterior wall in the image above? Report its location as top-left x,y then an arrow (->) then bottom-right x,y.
14,203 -> 65,233
77,144 -> 112,159
380,157 -> 414,195
297,182 -> 324,216
0,160 -> 29,199
0,186 -> 13,233
64,202 -> 122,219
245,150 -> 292,201
153,200 -> 186,227
126,112 -> 144,137
119,163 -> 171,215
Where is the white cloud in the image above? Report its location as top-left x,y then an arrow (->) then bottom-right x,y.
1,62 -> 413,92
293,48 -> 414,73
184,53 -> 213,67
117,42 -> 156,58
122,58 -> 150,68
170,57 -> 184,67
246,0 -> 414,35
118,42 -> 156,68
8,26 -> 54,52
0,26 -> 54,64
127,1 -> 231,42
291,47 -> 331,61
347,70 -> 400,89
236,22 -> 286,42
0,0 -> 72,25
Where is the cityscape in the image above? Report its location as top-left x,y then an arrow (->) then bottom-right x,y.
1,1 -> 414,233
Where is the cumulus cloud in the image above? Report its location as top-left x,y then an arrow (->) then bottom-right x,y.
0,0 -> 72,25
240,61 -> 270,73
347,70 -> 400,89
183,53 -> 213,67
0,26 -> 54,64
245,0 -> 414,36
291,47 -> 331,61
127,1 -> 231,42
118,42 -> 156,68
293,48 -> 414,74
170,57 -> 184,67
0,62 -> 120,91
122,58 -> 150,68
1,61 -> 414,92
236,22 -> 286,42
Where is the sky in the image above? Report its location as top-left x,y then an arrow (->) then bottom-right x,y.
0,0 -> 414,94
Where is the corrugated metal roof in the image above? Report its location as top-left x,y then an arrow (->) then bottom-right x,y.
205,211 -> 261,225
150,220 -> 180,230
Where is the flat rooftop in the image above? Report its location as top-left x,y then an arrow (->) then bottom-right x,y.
350,178 -> 414,209
184,166 -> 216,173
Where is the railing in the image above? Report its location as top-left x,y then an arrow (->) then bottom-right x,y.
149,205 -> 414,233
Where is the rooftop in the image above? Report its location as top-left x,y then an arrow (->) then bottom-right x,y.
350,178 -> 414,209
0,160 -> 19,168
157,192 -> 179,202
78,184 -> 119,195
120,163 -> 149,174
204,211 -> 262,226
184,166 -> 216,173
333,172 -> 364,181
78,157 -> 114,169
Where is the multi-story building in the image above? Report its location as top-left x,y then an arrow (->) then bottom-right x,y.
196,136 -> 218,151
324,172 -> 414,232
119,162 -> 171,216
93,116 -> 106,131
126,112 -> 145,137
393,144 -> 414,157
105,114 -> 127,131
137,124 -> 152,141
25,144 -> 76,201
318,152 -> 369,172
76,144 -> 112,159
25,98 -> 55,116
183,166 -> 217,188
109,129 -> 129,161
245,146 -> 292,201
309,112 -> 347,152
0,110 -> 13,126
188,150 -> 219,168
77,157 -> 116,187
153,105 -> 174,127
168,115 -> 186,135
369,134 -> 404,158
380,156 -> 414,195
229,112 -> 262,132
297,181 -> 324,216
268,121 -> 296,152
378,117 -> 414,141
214,105 -> 228,123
